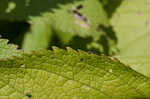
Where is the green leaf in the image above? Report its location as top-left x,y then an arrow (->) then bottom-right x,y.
0,0 -> 79,21
22,16 -> 52,51
110,0 -> 150,77
0,47 -> 150,98
51,0 -> 108,38
0,38 -> 21,59
100,0 -> 123,18
44,0 -> 118,55
21,0 -> 118,54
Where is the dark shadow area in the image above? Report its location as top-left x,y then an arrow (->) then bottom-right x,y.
49,24 -> 118,55
98,24 -> 118,43
0,0 -> 82,20
68,36 -> 104,54
87,47 -> 102,55
99,35 -> 109,55
0,0 -> 82,49
48,33 -> 101,54
48,31 -> 64,50
67,36 -> 93,51
0,21 -> 30,48
68,36 -> 109,54
99,0 -> 123,18
97,24 -> 118,55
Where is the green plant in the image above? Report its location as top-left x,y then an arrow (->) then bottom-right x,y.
0,0 -> 150,98
0,39 -> 150,98
110,0 -> 150,77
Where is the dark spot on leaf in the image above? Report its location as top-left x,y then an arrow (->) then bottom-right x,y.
72,10 -> 82,17
145,1 -> 150,5
88,51 -> 93,54
117,13 -> 120,17
137,11 -> 141,16
76,4 -> 83,10
26,92 -> 32,98
80,58 -> 84,62
145,21 -> 149,27
68,4 -> 83,14
72,4 -> 90,28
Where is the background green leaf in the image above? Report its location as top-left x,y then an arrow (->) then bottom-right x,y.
111,0 -> 150,77
0,0 -> 118,54
100,0 -> 123,18
0,0 -> 80,21
0,47 -> 150,98
22,16 -> 52,51
49,0 -> 112,53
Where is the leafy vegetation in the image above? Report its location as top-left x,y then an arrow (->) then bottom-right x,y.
0,0 -> 150,98
0,46 -> 150,98
110,0 -> 150,77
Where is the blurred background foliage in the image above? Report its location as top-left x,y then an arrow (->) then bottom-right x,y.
0,0 -> 150,77
0,0 -> 119,54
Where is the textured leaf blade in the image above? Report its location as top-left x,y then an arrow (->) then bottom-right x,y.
110,0 -> 150,77
0,38 -> 21,59
0,47 -> 150,98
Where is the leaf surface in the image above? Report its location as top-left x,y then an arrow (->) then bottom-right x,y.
0,38 -> 21,59
110,0 -> 150,77
0,47 -> 150,98
22,0 -> 118,54
22,16 -> 52,51
49,0 -> 112,54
